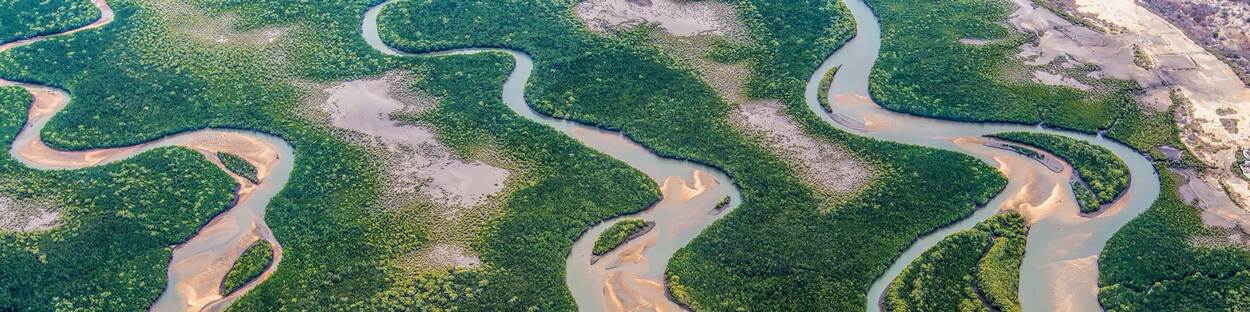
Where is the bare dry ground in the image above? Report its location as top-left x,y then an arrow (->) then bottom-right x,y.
1010,0 -> 1250,228
574,0 -> 746,37
0,196 -> 58,232
1137,0 -> 1250,85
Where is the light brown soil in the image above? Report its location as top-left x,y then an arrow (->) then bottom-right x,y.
0,196 -> 59,232
316,72 -> 510,210
1009,0 -> 1250,224
574,0 -> 746,37
730,100 -> 871,195
649,32 -> 751,103
143,0 -> 287,46
1137,0 -> 1250,85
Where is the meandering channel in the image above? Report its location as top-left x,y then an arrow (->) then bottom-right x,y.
811,0 -> 1160,311
0,0 -> 292,311
361,2 -> 742,311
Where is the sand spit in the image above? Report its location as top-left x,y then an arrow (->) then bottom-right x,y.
0,196 -> 59,232
954,137 -> 1073,224
574,0 -> 746,38
731,100 -> 871,194
1008,0 -> 1250,214
318,72 -> 509,210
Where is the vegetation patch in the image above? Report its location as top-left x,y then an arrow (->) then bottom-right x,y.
216,152 -> 258,183
382,0 -> 1006,310
883,212 -> 1027,312
867,0 -> 1186,158
221,240 -> 273,295
593,218 -> 651,256
0,0 -> 101,44
990,132 -> 1129,213
0,87 -> 236,310
1099,167 -> 1250,311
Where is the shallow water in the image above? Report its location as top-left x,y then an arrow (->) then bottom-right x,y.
0,1 -> 294,310
807,0 -> 1160,311
363,3 -> 742,311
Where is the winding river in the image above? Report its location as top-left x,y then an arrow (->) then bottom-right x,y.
0,0 -> 292,311
1,0 -> 1165,311
812,0 -> 1160,311
362,3 -> 743,312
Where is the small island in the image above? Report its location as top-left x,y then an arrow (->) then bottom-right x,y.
593,219 -> 654,256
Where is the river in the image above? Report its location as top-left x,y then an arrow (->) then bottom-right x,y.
811,0 -> 1160,311
0,1 -> 293,311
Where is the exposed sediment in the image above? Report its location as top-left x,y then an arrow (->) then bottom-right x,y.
1,1 -> 293,311
730,100 -> 871,194
1009,0 -> 1250,218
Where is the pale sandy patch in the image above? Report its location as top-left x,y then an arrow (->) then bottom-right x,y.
416,243 -> 481,270
318,72 -> 510,210
0,196 -> 59,232
1008,0 -> 1250,217
574,0 -> 746,37
1032,70 -> 1093,90
959,38 -> 1000,46
731,100 -> 871,194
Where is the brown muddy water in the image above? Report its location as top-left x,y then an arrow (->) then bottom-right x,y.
1,1 -> 294,311
814,1 -> 1161,311
363,3 -> 742,311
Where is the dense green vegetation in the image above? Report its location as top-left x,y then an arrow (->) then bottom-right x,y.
383,0 -> 1005,310
1099,167 -> 1250,311
0,0 -> 659,310
866,0 -> 1186,158
0,0 -> 101,45
222,240 -> 273,294
883,213 -> 1027,312
818,66 -> 838,112
991,132 -> 1129,213
592,219 -> 648,255
0,87 -> 236,310
216,152 -> 258,183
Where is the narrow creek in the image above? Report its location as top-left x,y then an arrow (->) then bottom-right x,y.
362,3 -> 742,311
813,0 -> 1161,311
0,0 -> 293,311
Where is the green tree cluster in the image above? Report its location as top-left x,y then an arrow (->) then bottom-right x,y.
991,132 -> 1129,213
884,212 -> 1027,312
381,0 -> 1006,310
1099,167 -> 1250,311
216,152 -> 258,183
0,0 -> 100,44
221,240 -> 273,294
593,219 -> 649,255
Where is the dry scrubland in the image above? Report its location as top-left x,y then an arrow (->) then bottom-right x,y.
1137,0 -> 1250,85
